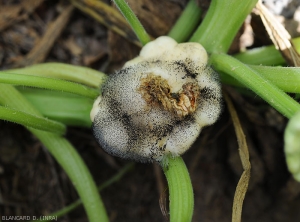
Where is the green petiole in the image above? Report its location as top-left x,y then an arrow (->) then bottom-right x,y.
234,45 -> 285,66
210,53 -> 300,118
112,0 -> 151,46
162,156 -> 194,222
0,106 -> 66,135
0,72 -> 99,99
234,37 -> 300,66
190,0 -> 258,53
168,0 -> 202,43
3,62 -> 107,88
20,88 -> 93,127
220,65 -> 300,93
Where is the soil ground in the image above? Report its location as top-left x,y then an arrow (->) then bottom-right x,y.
1,0 -> 300,222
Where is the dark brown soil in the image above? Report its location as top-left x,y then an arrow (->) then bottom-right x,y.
1,0 -> 300,222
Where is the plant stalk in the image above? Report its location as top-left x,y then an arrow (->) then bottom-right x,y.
3,63 -> 107,88
113,0 -> 151,45
190,0 -> 258,53
168,0 -> 202,43
0,106 -> 66,134
210,53 -> 300,118
0,72 -> 99,99
162,156 -> 194,222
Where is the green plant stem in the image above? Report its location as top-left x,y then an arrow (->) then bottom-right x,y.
234,37 -> 300,65
3,63 -> 107,88
33,163 -> 134,222
162,156 -> 194,222
113,0 -> 151,46
0,84 -> 108,222
220,65 -> 300,93
168,0 -> 202,43
234,45 -> 284,66
247,66 -> 300,93
0,72 -> 99,99
190,0 -> 258,53
0,106 -> 66,134
20,88 -> 93,127
210,53 -> 300,118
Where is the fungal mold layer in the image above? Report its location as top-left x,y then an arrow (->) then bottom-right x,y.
91,36 -> 222,162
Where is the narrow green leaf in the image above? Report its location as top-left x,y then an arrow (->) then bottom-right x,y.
3,62 -> 107,88
0,106 -> 66,135
20,88 -> 93,127
113,0 -> 151,45
0,72 -> 99,99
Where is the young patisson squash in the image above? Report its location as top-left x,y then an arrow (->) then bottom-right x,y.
90,36 -> 222,162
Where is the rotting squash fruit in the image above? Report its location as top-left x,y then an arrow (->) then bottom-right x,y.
90,36 -> 222,163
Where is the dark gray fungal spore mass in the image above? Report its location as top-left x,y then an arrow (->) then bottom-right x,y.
91,37 -> 222,162
92,62 -> 199,162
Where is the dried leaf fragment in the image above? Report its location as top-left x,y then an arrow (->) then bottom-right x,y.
138,74 -> 200,118
224,92 -> 251,222
255,0 -> 300,66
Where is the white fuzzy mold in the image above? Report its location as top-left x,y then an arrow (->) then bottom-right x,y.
91,36 -> 222,162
